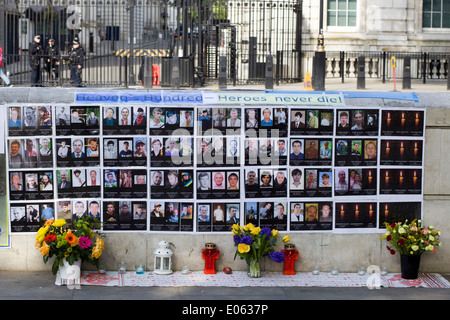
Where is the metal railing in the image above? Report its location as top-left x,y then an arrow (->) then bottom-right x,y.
1,50 -> 448,88
0,1 -> 447,88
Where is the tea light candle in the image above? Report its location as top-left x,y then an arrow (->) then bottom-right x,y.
312,266 -> 320,275
181,266 -> 190,275
98,264 -> 106,274
381,267 -> 388,276
358,267 -> 366,276
135,265 -> 145,274
330,267 -> 339,275
118,262 -> 127,274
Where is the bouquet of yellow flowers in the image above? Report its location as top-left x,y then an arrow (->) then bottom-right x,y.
35,216 -> 104,275
232,223 -> 290,277
380,219 -> 441,256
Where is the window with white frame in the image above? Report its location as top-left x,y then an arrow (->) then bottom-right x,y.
327,0 -> 357,27
423,0 -> 450,28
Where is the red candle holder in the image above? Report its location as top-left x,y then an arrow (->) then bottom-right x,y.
281,244 -> 299,275
202,243 -> 219,274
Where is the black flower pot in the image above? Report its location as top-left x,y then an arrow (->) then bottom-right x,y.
400,254 -> 421,279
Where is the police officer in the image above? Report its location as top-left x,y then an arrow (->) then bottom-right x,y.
44,39 -> 60,80
68,39 -> 85,87
29,35 -> 43,87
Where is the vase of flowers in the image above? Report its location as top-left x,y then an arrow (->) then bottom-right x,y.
35,216 -> 104,283
380,219 -> 441,279
232,223 -> 290,278
247,257 -> 261,278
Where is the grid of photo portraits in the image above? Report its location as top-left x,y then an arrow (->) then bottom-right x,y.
6,105 -> 424,234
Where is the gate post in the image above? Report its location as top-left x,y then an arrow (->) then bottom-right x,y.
219,56 -> 227,90
265,55 -> 274,90
357,55 -> 365,89
403,56 -> 411,89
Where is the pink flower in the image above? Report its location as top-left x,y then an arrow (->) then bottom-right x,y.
423,229 -> 429,235
79,236 -> 92,249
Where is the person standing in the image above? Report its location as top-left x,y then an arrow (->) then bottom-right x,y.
0,44 -> 12,87
44,39 -> 60,80
29,35 -> 42,87
68,39 -> 85,87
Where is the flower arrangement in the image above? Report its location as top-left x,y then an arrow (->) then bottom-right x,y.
380,219 -> 441,256
35,216 -> 104,275
232,223 -> 290,277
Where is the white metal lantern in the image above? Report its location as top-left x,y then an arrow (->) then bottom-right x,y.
153,240 -> 173,275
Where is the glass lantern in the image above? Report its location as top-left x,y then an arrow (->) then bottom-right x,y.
153,240 -> 173,275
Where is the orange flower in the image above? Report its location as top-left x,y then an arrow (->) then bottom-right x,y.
44,218 -> 55,226
64,231 -> 78,246
40,242 -> 50,256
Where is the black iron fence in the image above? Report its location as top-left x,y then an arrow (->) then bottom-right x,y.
1,50 -> 448,88
0,1 -> 447,87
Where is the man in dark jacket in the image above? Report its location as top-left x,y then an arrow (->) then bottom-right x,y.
68,39 -> 85,87
44,39 -> 60,80
29,35 -> 42,86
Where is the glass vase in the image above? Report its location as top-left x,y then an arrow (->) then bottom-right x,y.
247,258 -> 261,278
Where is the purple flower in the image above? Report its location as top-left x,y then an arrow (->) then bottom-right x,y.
240,236 -> 253,245
233,235 -> 241,245
269,251 -> 285,263
261,227 -> 272,239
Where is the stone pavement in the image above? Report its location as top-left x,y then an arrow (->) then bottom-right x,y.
0,271 -> 449,301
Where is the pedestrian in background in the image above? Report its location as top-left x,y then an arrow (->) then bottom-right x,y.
68,39 -> 85,87
29,35 -> 42,87
44,39 -> 60,80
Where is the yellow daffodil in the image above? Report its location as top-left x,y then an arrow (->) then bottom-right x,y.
282,235 -> 290,243
250,227 -> 261,235
238,243 -> 250,253
232,224 -> 240,235
243,223 -> 254,232
271,229 -> 279,237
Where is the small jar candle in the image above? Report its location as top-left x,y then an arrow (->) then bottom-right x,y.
358,267 -> 366,276
135,265 -> 145,274
312,266 -> 320,275
330,266 -> 339,275
98,264 -> 106,274
181,266 -> 190,275
118,262 -> 127,274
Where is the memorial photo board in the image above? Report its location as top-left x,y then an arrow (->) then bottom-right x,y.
4,100 -> 425,234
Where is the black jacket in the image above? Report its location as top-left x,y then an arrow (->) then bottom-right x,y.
68,45 -> 85,67
29,41 -> 42,68
44,45 -> 60,67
